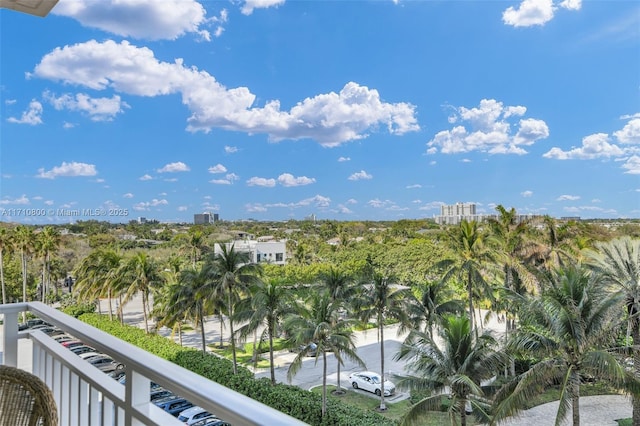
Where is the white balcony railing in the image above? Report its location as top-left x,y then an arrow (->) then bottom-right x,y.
1,302 -> 307,426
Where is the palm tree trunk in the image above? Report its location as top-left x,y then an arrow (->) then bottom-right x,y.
21,251 -> 28,323
108,289 -> 113,321
219,313 -> 224,348
467,269 -> 475,336
322,351 -> 327,417
228,293 -> 237,375
460,399 -> 467,426
379,314 -> 386,411
142,291 -> 149,333
336,358 -> 342,393
200,309 -> 207,354
571,369 -> 580,426
0,249 -> 6,304
632,318 -> 640,426
252,328 -> 258,369
269,325 -> 275,385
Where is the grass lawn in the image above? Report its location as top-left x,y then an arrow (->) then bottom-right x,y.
310,385 -> 481,425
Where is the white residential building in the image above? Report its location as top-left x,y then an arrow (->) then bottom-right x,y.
215,239 -> 287,265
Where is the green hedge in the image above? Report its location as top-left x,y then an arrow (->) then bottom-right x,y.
80,314 -> 396,426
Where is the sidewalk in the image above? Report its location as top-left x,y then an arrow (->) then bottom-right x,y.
498,395 -> 631,426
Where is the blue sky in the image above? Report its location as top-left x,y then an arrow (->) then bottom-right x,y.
1,0 -> 638,224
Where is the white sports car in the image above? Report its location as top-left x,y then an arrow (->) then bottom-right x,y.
348,371 -> 396,396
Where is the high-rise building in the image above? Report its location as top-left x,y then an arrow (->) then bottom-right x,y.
194,212 -> 212,225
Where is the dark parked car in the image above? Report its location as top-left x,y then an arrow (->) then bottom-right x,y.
153,395 -> 195,417
149,388 -> 174,402
18,319 -> 50,331
86,355 -> 125,373
69,345 -> 96,356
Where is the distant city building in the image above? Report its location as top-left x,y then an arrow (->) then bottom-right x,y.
137,217 -> 147,224
435,203 -> 484,225
194,212 -> 218,225
215,239 -> 287,265
435,202 -> 539,225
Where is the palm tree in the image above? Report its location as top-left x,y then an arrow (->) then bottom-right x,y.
285,291 -> 365,417
74,248 -> 124,321
354,273 -> 415,411
588,237 -> 640,426
319,266 -> 358,393
204,243 -> 261,374
159,265 -> 212,353
235,278 -> 297,384
492,265 -> 639,426
395,314 -> 507,426
486,205 -> 536,375
436,220 -> 493,335
14,226 -> 35,321
119,251 -> 164,333
412,279 -> 464,339
0,226 -> 14,304
36,226 -> 61,304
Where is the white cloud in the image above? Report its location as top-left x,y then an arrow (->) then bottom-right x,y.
44,91 -> 129,121
348,170 -> 373,181
139,174 -> 153,181
178,206 -> 188,212
7,100 -> 43,125
427,99 -> 549,155
241,0 -> 285,15
210,173 -> 240,185
133,199 -> 168,211
559,0 -> 582,11
52,0 -> 209,41
557,194 -> 580,201
123,193 -> 134,199
335,205 -> 353,214
208,164 -> 227,173
621,113 -> 640,120
224,145 -> 238,154
418,201 -> 445,211
247,177 -> 276,187
543,133 -> 624,160
502,0 -> 581,28
277,173 -> 316,187
338,156 -> 351,162
406,184 -> 422,189
32,41 -> 418,146
37,161 -> 97,179
346,198 -> 357,204
0,195 -> 30,205
521,190 -> 533,197
622,155 -> 640,174
245,203 -> 268,213
614,118 -> 640,144
158,162 -> 190,173
502,0 -> 555,27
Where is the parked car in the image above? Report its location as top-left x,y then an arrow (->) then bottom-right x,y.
191,417 -> 230,426
154,395 -> 195,417
149,388 -> 174,402
288,342 -> 318,357
18,319 -> 50,331
348,371 -> 396,397
52,334 -> 76,343
177,406 -> 215,425
69,345 -> 96,356
79,351 -> 103,361
86,354 -> 125,373
107,370 -> 126,381
61,340 -> 85,349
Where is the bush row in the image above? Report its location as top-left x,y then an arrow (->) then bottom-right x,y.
80,314 -> 396,426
